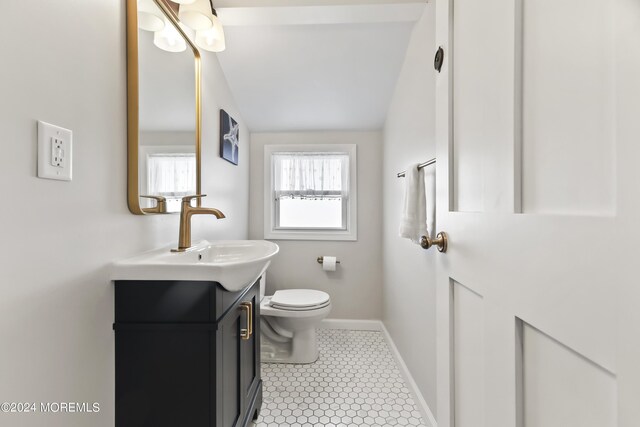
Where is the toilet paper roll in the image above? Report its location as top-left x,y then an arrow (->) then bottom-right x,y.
322,256 -> 337,271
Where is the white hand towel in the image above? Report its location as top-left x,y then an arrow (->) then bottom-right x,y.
399,163 -> 428,243
425,167 -> 436,239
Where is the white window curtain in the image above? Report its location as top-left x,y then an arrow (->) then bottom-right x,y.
147,153 -> 196,196
273,152 -> 349,200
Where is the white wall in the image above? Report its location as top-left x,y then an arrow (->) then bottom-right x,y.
194,41 -> 250,240
0,1 -> 248,426
382,5 -> 438,416
249,132 -> 383,319
140,131 -> 195,146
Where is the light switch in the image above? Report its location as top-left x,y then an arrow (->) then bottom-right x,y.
38,120 -> 72,181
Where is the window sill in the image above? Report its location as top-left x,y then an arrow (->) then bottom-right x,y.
264,229 -> 357,241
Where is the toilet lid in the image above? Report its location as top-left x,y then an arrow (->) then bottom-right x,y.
269,300 -> 331,311
269,289 -> 330,309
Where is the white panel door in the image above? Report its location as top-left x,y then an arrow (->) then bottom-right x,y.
434,1 -> 640,426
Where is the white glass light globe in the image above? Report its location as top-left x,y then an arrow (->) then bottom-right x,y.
195,14 -> 225,52
178,0 -> 214,31
153,18 -> 187,52
137,0 -> 165,32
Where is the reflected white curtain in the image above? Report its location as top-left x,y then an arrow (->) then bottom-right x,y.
147,153 -> 196,196
273,152 -> 349,200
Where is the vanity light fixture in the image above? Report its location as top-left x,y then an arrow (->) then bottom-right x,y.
153,16 -> 187,52
139,0 -> 226,53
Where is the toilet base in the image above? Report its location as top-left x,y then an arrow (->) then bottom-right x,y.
261,327 -> 319,364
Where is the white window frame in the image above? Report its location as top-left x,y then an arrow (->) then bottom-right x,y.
264,144 -> 357,241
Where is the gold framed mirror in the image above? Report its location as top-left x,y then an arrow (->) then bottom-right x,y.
126,0 -> 201,214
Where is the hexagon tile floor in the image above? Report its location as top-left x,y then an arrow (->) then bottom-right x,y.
252,329 -> 428,427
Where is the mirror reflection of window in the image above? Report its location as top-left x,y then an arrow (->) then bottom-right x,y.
147,153 -> 196,213
139,142 -> 196,213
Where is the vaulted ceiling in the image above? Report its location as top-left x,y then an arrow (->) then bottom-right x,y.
215,1 -> 426,132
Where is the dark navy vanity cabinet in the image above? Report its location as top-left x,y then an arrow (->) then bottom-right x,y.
114,279 -> 261,427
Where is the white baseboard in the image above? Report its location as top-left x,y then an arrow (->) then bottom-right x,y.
319,318 -> 438,427
319,318 -> 383,331
380,323 -> 438,427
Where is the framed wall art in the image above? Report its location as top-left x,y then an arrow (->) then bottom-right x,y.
220,109 -> 239,165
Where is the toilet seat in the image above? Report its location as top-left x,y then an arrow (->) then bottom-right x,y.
261,298 -> 332,318
270,300 -> 331,311
269,289 -> 330,310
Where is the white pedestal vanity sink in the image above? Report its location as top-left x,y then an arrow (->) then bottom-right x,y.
112,239 -> 279,290
111,240 -> 279,427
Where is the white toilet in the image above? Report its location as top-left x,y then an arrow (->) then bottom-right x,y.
259,275 -> 331,364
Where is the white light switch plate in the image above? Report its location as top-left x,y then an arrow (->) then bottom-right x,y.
38,120 -> 72,181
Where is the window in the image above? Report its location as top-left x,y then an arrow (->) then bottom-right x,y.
264,144 -> 357,241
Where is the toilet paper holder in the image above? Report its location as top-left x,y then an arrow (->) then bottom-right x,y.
317,256 -> 341,265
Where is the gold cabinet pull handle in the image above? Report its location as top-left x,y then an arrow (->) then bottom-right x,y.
240,301 -> 253,340
420,232 -> 448,253
140,195 -> 166,201
249,301 -> 253,337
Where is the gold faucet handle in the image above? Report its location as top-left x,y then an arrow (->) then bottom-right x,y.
181,194 -> 207,206
140,195 -> 167,214
140,195 -> 167,202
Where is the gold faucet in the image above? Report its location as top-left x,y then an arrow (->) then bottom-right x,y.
140,195 -> 168,214
172,195 -> 225,252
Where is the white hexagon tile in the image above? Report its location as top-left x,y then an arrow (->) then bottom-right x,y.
252,329 -> 428,427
